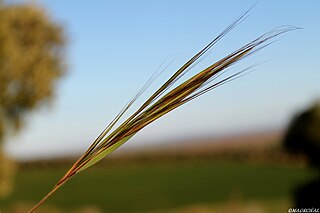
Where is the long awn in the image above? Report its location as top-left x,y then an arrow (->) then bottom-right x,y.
29,8 -> 298,212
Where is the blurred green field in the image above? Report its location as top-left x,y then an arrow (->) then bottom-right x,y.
1,161 -> 317,212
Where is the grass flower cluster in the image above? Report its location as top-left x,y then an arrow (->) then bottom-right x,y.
29,9 -> 297,213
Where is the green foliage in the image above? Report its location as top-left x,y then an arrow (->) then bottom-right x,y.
284,101 -> 320,167
0,3 -> 65,141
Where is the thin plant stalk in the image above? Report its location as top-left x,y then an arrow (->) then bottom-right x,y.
28,10 -> 298,213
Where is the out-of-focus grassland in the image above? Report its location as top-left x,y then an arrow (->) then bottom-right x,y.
1,160 -> 317,213
2,132 -> 316,212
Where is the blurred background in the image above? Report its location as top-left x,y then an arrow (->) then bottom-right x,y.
0,0 -> 319,212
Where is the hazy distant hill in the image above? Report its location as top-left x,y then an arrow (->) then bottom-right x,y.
20,130 -> 307,169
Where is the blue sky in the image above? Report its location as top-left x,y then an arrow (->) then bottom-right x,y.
5,0 -> 320,160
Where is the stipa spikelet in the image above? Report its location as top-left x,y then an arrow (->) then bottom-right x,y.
29,8 -> 298,213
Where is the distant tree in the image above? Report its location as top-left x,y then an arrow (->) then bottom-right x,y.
284,101 -> 320,167
284,102 -> 320,208
0,3 -> 65,141
0,2 -> 65,197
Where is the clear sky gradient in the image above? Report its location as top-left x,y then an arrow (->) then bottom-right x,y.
5,0 -> 320,160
